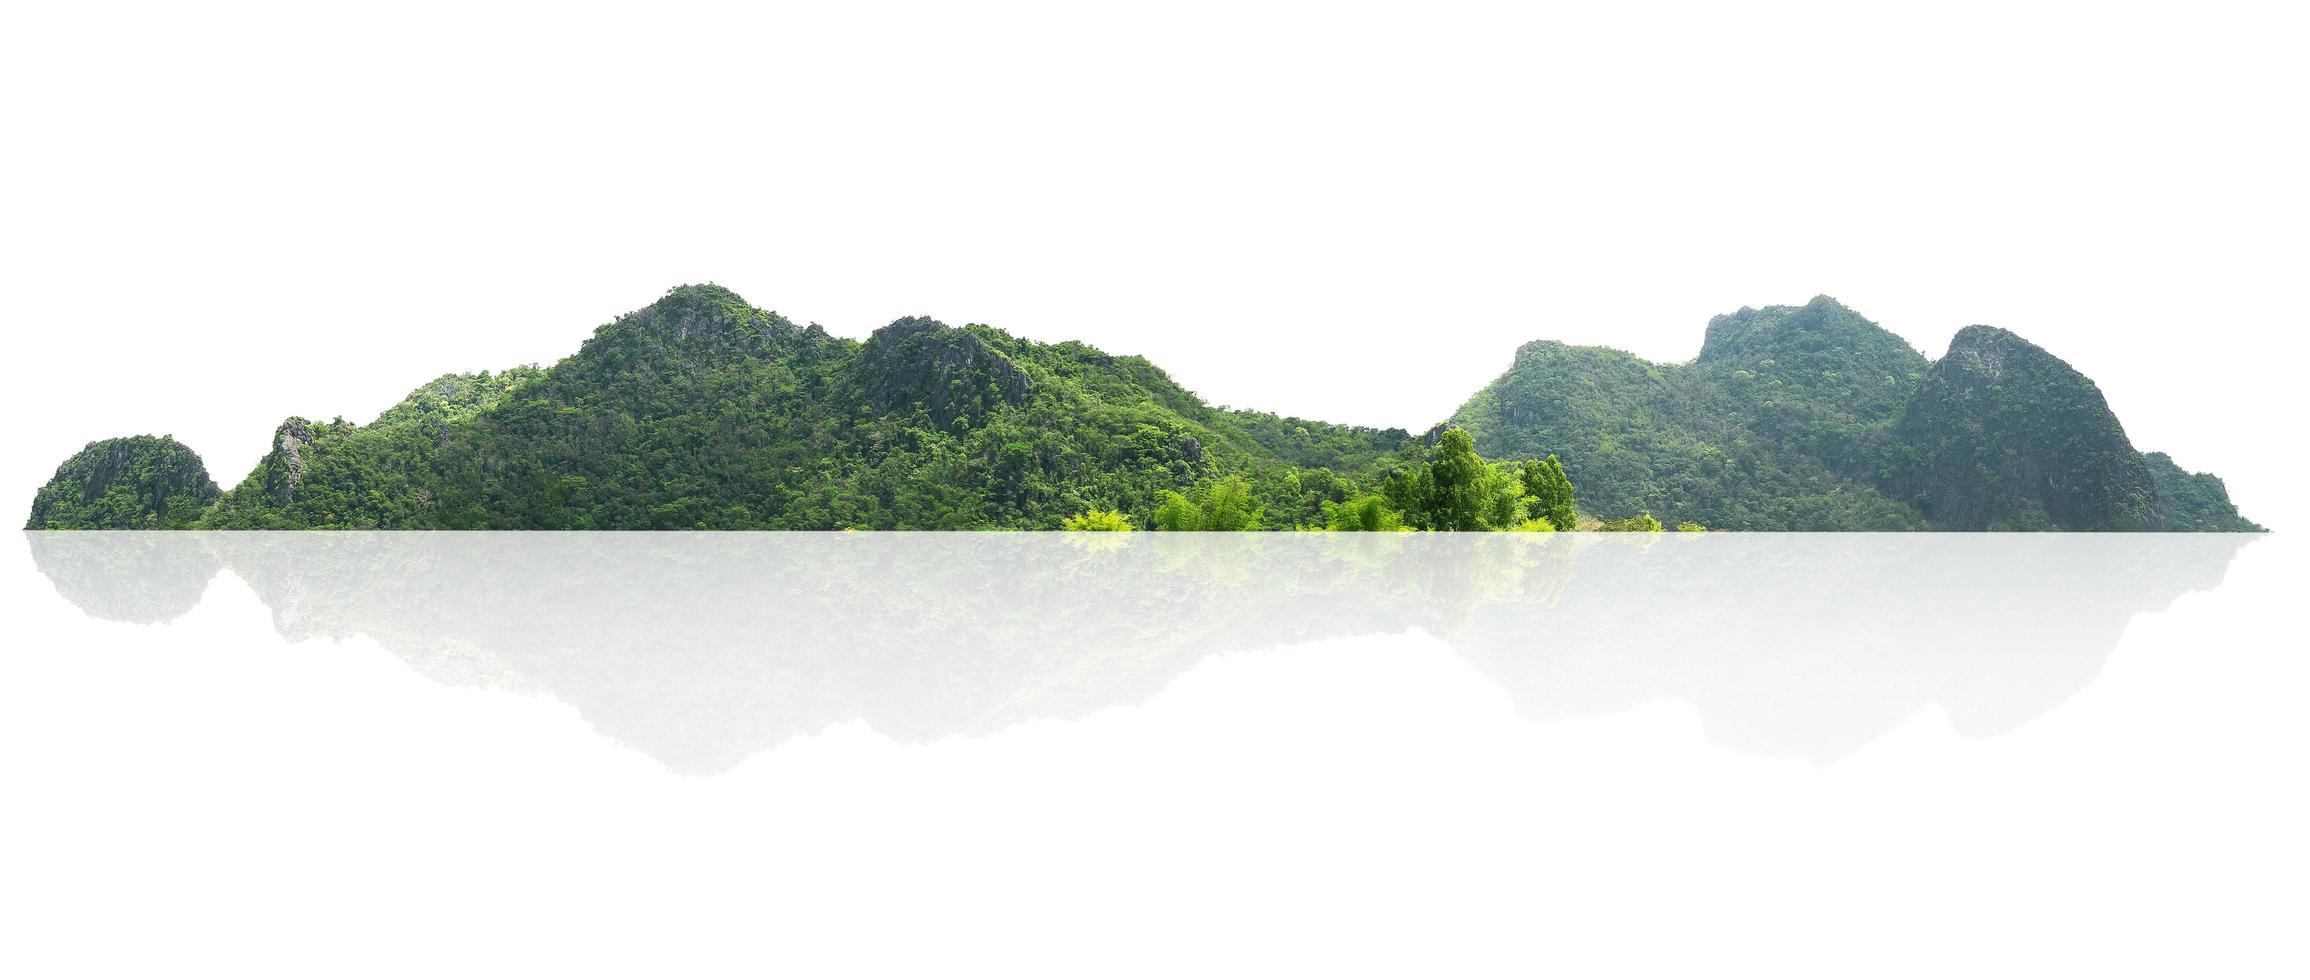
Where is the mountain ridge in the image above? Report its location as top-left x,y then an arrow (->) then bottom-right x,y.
26,286 -> 2260,531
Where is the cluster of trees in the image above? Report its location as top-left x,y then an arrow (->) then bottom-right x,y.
1370,429 -> 1572,532
1064,427 -> 1678,533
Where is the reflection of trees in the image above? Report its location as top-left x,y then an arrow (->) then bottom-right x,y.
25,531 -> 2252,772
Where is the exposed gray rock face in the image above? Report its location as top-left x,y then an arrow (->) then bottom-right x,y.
263,418 -> 314,507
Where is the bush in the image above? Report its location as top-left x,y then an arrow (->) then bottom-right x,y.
1062,509 -> 1134,531
1322,494 -> 1406,532
1597,512 -> 1664,532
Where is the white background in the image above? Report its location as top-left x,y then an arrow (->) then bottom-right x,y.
2,1 -> 2304,530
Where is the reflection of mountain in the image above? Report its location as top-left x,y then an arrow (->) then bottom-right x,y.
25,532 -> 2252,772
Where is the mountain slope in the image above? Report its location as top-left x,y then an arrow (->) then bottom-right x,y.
26,287 -> 2258,531
1453,297 -> 1931,530
1883,326 -> 2160,530
190,284 -> 1412,530
2144,453 -> 2262,532
1452,297 -> 2256,531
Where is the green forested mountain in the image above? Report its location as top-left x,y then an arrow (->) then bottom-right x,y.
1883,325 -> 2159,530
181,285 -> 1419,530
1452,297 -> 1933,530
1451,296 -> 2259,531
2144,453 -> 2258,532
25,287 -> 2260,531
26,435 -> 220,529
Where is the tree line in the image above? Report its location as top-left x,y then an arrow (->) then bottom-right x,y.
1065,428 -> 1691,533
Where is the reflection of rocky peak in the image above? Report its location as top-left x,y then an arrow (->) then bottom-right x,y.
24,533 -> 2254,773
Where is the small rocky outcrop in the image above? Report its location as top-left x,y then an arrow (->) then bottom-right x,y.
855,317 -> 1032,428
25,435 -> 220,529
260,417 -> 316,507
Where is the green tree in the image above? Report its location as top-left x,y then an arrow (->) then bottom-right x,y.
1425,429 -> 1494,531
1151,491 -> 1202,531
1518,455 -> 1578,532
1150,475 -> 1265,531
1198,474 -> 1263,531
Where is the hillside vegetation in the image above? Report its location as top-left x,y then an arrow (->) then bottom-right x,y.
27,287 -> 2259,531
1451,296 -> 2257,532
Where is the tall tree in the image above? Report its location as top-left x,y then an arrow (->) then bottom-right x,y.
1425,428 -> 1495,531
1518,455 -> 1577,532
1198,475 -> 1263,531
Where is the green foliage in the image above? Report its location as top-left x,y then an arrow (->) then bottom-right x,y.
1453,297 -> 1933,530
1198,475 -> 1262,531
1885,326 -> 2163,531
27,287 -> 2256,533
1597,512 -> 1664,532
25,436 -> 219,530
1450,295 -> 2254,531
1675,521 -> 1707,533
1322,494 -> 1406,532
1150,492 -> 1198,532
1379,428 -> 1535,531
1518,455 -> 1578,532
1511,517 -> 1557,532
1224,409 -> 1411,472
2143,452 -> 2263,532
1151,475 -> 1264,531
1423,429 -> 1495,531
172,285 -> 1408,531
1062,509 -> 1134,531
